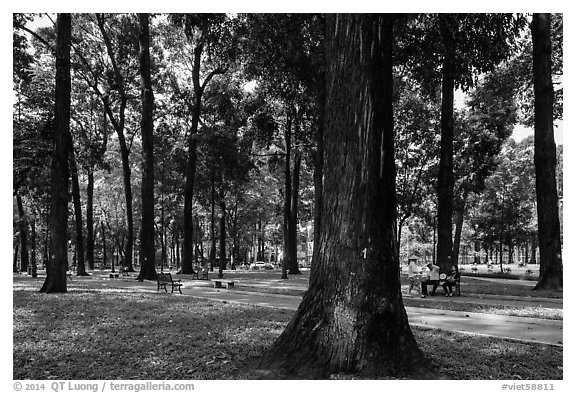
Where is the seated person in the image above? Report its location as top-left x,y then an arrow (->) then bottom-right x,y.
442,265 -> 460,297
421,263 -> 440,298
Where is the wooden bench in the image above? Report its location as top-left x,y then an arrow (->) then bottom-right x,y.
157,272 -> 183,294
213,280 -> 235,289
192,266 -> 209,280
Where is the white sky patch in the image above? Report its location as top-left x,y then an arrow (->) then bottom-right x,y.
243,80 -> 257,93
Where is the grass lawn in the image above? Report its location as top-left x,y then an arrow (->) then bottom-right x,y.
222,269 -> 562,320
13,278 -> 562,380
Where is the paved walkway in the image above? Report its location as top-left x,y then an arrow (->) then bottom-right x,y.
182,284 -> 563,347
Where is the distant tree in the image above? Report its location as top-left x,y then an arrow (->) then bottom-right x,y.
40,13 -> 72,293
166,13 -> 231,274
136,13 -> 157,281
393,78 -> 439,255
531,13 -> 562,291
451,65 -> 518,264
241,14 -> 324,276
402,14 -> 525,272
260,14 -> 430,378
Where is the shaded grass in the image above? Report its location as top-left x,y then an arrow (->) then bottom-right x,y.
225,269 -> 562,299
13,287 -> 562,380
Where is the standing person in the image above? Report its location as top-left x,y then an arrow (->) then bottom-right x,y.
421,262 -> 440,297
442,265 -> 460,296
407,256 -> 421,296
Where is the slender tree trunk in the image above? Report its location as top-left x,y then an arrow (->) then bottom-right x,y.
282,110 -> 292,280
209,164 -> 216,271
137,13 -> 157,282
14,245 -> 19,273
451,191 -> 468,267
436,15 -> 456,273
16,193 -> 29,273
531,14 -> 563,291
96,14 -> 133,272
218,204 -> 226,278
117,140 -> 134,271
432,217 -> 437,265
312,72 -> 325,276
288,148 -> 302,274
69,151 -> 87,276
30,215 -> 37,277
85,167 -> 95,270
101,221 -> 107,268
259,14 -> 430,378
41,13 -> 71,293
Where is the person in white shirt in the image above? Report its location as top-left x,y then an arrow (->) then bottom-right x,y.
421,263 -> 440,297
407,256 -> 420,296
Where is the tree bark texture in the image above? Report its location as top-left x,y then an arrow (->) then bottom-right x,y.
436,15 -> 456,273
137,13 -> 157,281
259,14 -> 429,378
531,14 -> 563,291
41,13 -> 71,293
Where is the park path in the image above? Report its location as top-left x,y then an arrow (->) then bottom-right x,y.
183,285 -> 563,347
13,272 -> 563,347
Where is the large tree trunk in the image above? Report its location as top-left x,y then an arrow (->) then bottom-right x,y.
16,193 -> 29,273
40,13 -> 71,294
137,13 -> 157,282
259,14 -> 430,378
70,154 -> 87,276
436,15 -> 456,273
531,14 -> 563,291
85,167 -> 95,270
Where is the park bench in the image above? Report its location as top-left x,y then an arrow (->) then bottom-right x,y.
438,273 -> 461,296
120,267 -> 130,276
213,280 -> 235,289
157,272 -> 183,294
192,266 -> 209,280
